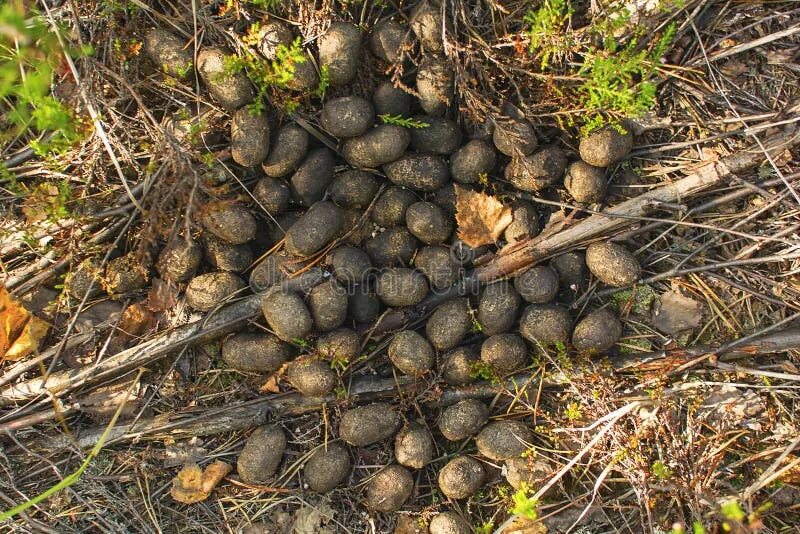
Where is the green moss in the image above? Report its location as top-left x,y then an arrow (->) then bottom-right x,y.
611,284 -> 657,315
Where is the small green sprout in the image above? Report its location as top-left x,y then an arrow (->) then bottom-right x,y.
292,337 -> 310,349
469,360 -> 498,382
525,0 -> 574,68
563,401 -> 583,421
720,500 -> 746,523
510,482 -> 538,520
379,114 -> 430,129
651,460 -> 672,480
471,317 -> 483,334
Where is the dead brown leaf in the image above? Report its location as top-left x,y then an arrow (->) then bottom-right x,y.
21,183 -> 66,223
455,185 -> 513,248
170,460 -> 232,504
651,289 -> 704,335
118,302 -> 154,337
260,373 -> 281,394
147,278 -> 178,313
77,378 -> 142,422
164,438 -> 208,468
0,285 -> 50,362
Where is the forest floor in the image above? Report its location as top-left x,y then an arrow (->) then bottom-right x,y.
0,0 -> 799,533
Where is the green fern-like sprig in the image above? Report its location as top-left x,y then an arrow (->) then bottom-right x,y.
379,114 -> 430,129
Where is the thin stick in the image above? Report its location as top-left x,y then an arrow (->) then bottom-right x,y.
0,270 -> 323,408
701,23 -> 800,64
35,328 -> 800,451
475,136 -> 798,281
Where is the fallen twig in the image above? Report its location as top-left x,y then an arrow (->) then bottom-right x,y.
0,270 -> 325,409
474,135 -> 800,281
37,328 -> 800,451
3,137 -> 797,435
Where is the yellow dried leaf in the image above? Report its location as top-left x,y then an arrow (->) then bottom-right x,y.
0,286 -> 50,362
455,186 -> 513,248
5,315 -> 49,361
171,460 -> 232,504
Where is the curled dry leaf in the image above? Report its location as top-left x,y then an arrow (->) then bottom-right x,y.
171,460 -> 232,503
260,373 -> 281,394
292,503 -> 335,534
454,185 -> 513,248
77,378 -> 142,422
118,302 -> 155,337
164,437 -> 208,468
0,285 -> 50,362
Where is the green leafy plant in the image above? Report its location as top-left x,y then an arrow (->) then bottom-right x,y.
552,340 -> 573,372
471,317 -> 483,334
330,352 -> 367,373
223,0 -> 282,13
578,21 -> 676,134
0,2 -> 86,155
525,0 -> 574,68
330,358 -> 348,373
610,284 -> 657,315
524,1 -> 676,133
292,337 -> 310,349
474,521 -> 494,534
563,401 -> 583,421
510,482 -> 539,520
469,360 -> 498,382
225,35 -> 307,114
249,0 -> 282,8
101,0 -> 139,16
379,114 -> 430,129
720,499 -> 746,523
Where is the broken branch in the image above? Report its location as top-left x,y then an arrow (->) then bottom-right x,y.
38,328 -> 800,451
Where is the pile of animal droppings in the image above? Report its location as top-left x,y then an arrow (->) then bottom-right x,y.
134,9 -> 642,529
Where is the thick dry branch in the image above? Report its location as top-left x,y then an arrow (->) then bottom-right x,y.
40,328 -> 800,451
474,141 -> 794,281
3,137 -> 795,431
0,270 -> 324,408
